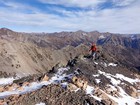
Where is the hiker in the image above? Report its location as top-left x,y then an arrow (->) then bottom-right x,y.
89,43 -> 97,60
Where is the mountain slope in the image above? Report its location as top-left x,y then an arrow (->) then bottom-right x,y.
0,28 -> 140,76
0,55 -> 139,105
0,28 -> 140,105
97,35 -> 140,69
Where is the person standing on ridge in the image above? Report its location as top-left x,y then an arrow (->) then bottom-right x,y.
89,43 -> 97,60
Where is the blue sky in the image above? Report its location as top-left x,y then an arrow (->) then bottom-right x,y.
0,0 -> 140,33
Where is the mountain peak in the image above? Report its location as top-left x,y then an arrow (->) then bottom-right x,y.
0,27 -> 13,31
76,30 -> 85,33
0,28 -> 15,35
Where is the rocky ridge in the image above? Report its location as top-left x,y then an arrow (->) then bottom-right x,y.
0,28 -> 140,77
0,55 -> 139,105
0,28 -> 140,105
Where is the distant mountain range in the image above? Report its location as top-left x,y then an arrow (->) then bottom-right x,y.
0,28 -> 140,77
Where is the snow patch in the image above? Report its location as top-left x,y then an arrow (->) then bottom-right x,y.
106,86 -> 140,105
101,62 -> 117,67
101,62 -> 107,67
98,70 -> 121,85
95,79 -> 101,84
35,102 -> 46,105
116,74 -> 140,84
99,35 -> 105,39
75,88 -> 80,92
131,35 -> 137,40
0,67 -> 72,99
91,95 -> 102,101
98,70 -> 140,105
82,33 -> 87,36
94,62 -> 98,65
93,74 -> 99,77
0,77 -> 15,86
108,85 -> 117,91
108,63 -> 117,67
98,70 -> 139,85
86,85 -> 94,94
61,82 -> 68,88
85,85 -> 102,102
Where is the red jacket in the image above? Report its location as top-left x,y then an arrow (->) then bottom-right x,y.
89,45 -> 97,52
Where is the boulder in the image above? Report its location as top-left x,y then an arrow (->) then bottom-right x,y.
42,75 -> 49,82
129,86 -> 138,98
67,83 -> 78,91
83,81 -> 88,90
112,90 -> 121,97
3,85 -> 16,91
17,87 -> 24,91
135,82 -> 140,90
10,94 -> 20,101
72,75 -> 88,90
7,86 -> 15,91
22,82 -> 30,87
105,86 -> 121,98
11,83 -> 19,88
0,99 -> 6,105
0,86 -> 4,92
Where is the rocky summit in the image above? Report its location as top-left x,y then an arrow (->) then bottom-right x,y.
0,55 -> 139,105
0,28 -> 140,105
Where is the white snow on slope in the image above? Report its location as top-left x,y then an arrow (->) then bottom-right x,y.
85,85 -> 102,102
101,62 -> 107,67
95,79 -> 101,84
0,66 -> 139,105
35,102 -> 46,105
108,63 -> 117,67
98,70 -> 140,105
86,85 -> 94,94
99,35 -> 105,39
100,62 -> 117,67
94,62 -> 98,65
116,74 -> 140,84
108,85 -> 117,91
0,77 -> 15,86
0,67 -> 72,99
93,74 -> 99,77
91,95 -> 102,101
98,70 -> 139,84
106,86 -> 140,105
98,70 -> 121,85
85,85 -> 102,101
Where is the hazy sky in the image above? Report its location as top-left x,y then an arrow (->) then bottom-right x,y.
0,0 -> 140,33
